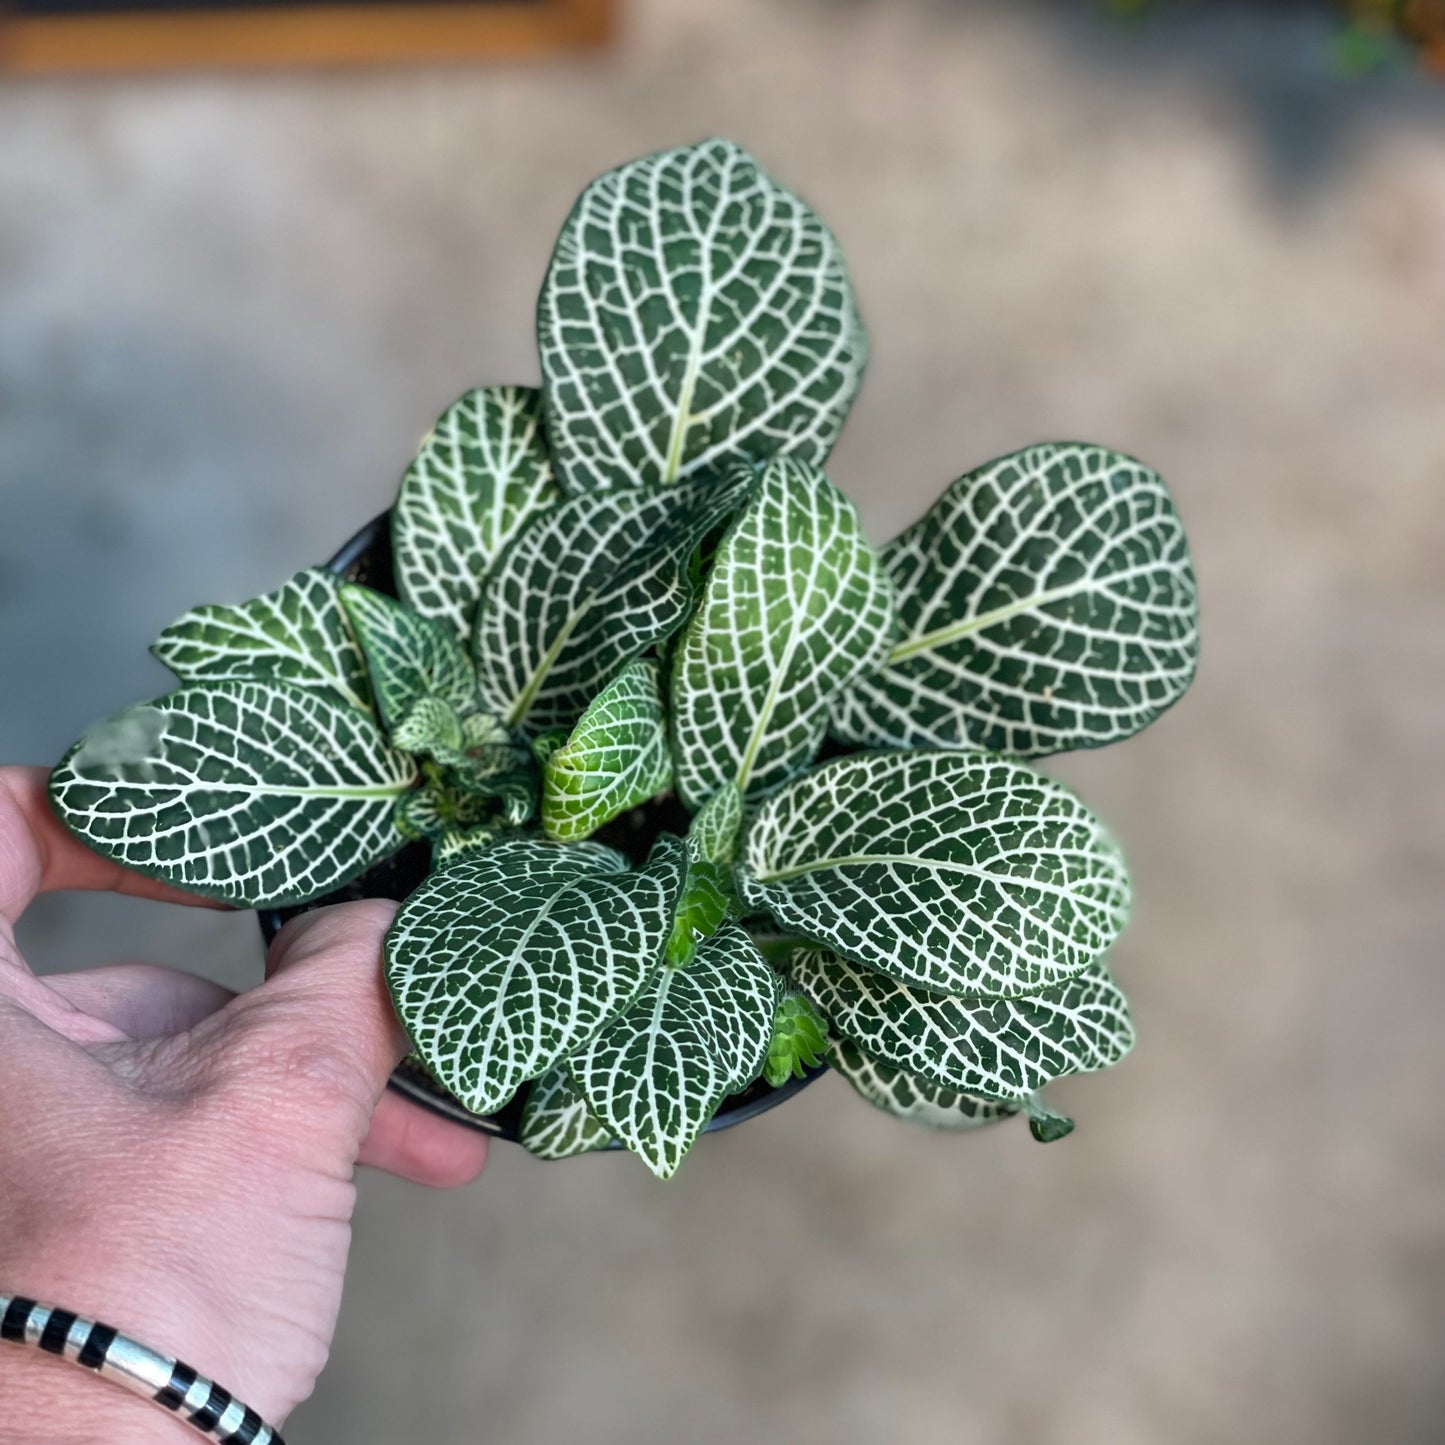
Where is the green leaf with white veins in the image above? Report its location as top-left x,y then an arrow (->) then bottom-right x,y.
151,567 -> 372,715
831,443 -> 1199,758
570,924 -> 782,1178
792,947 -> 1134,1101
706,928 -> 785,1093
49,681 -> 417,907
338,584 -> 478,736
471,470 -> 750,734
519,1064 -> 615,1161
739,750 -> 1130,1000
392,386 -> 561,644
538,138 -> 867,493
828,1039 -> 1020,1131
431,824 -> 501,867
688,783 -> 742,867
670,457 -> 894,807
392,697 -> 464,758
542,660 -> 672,843
385,835 -> 686,1117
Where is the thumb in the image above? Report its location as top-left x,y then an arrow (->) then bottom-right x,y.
213,899 -> 407,1130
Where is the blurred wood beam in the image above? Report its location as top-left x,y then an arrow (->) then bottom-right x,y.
0,0 -> 615,74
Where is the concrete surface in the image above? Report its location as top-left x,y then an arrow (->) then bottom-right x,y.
3,2 -> 1444,1442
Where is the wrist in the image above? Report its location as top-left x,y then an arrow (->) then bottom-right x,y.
0,1343 -> 196,1445
0,1231 -> 240,1395
0,1172 -> 263,1436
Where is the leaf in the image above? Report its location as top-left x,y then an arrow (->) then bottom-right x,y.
391,386 -> 561,643
739,749 -> 1130,1000
470,469 -> 750,733
1024,1095 -> 1075,1143
151,567 -> 372,715
541,660 -> 672,843
396,775 -> 505,841
391,697 -> 465,758
338,584 -> 478,737
384,835 -> 686,1117
688,783 -> 742,867
569,924 -> 783,1178
828,1039 -> 1020,1131
49,681 -> 417,907
396,787 -> 447,840
518,1064 -> 615,1161
664,858 -> 737,968
529,729 -> 569,770
431,823 -> 502,867
831,443 -> 1199,758
764,991 -> 829,1088
417,737 -> 539,827
704,929 -> 786,1095
471,764 -> 539,827
791,946 -> 1134,1102
669,457 -> 894,807
537,137 -> 867,493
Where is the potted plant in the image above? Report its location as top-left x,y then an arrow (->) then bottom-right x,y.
48,138 -> 1199,1179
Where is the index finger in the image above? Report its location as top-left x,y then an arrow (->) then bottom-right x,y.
0,766 -> 228,925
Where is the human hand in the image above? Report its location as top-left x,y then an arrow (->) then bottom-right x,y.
0,766 -> 488,1443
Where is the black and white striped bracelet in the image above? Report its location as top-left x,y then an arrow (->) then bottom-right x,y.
0,1292 -> 284,1444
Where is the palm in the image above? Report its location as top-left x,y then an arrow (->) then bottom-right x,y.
0,767 -> 485,1427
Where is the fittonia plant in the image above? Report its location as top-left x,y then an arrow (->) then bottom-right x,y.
49,138 -> 1199,1178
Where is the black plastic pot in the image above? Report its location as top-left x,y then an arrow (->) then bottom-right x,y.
255,514 -> 822,1146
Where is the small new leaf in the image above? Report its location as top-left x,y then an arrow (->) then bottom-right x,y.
664,859 -> 736,968
338,583 -> 478,737
519,1064 -> 615,1161
392,697 -> 465,758
570,925 -> 782,1178
392,385 -> 561,643
739,749 -> 1130,1000
538,138 -> 867,493
764,991 -> 829,1088
831,444 -> 1199,757
790,946 -> 1134,1102
828,1039 -> 1020,1131
398,772 -> 505,841
688,784 -> 743,867
485,766 -> 540,827
670,457 -> 894,806
385,835 -> 686,1116
49,680 -> 417,906
471,470 -> 750,733
1024,1094 -> 1076,1143
431,824 -> 502,867
396,787 -> 446,841
151,567 -> 372,715
541,660 -> 672,843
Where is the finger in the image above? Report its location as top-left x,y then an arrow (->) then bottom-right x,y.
0,967 -> 129,1048
0,766 -> 229,926
214,900 -> 405,1121
358,1088 -> 489,1189
45,964 -> 235,1039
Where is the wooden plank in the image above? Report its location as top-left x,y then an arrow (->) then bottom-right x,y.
0,0 -> 615,73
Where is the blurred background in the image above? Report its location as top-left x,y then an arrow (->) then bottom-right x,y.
3,1 -> 1444,1442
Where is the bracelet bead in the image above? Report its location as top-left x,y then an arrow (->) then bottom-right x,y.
0,1293 -> 283,1445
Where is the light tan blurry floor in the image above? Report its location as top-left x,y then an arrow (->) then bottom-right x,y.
3,2 -> 1444,1442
